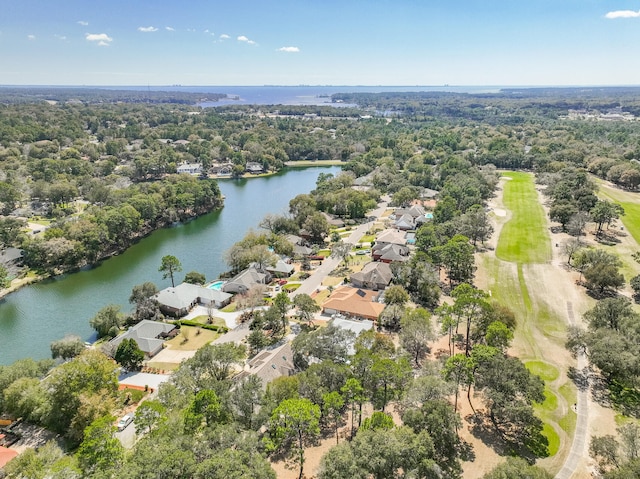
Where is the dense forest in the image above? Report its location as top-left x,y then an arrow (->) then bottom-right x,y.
3,87 -> 640,478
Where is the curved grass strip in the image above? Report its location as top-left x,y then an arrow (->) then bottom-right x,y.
526,360 -> 560,382
542,423 -> 561,456
496,172 -> 551,264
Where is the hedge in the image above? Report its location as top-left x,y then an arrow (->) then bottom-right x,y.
175,320 -> 229,333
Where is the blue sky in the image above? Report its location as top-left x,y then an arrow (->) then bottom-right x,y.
1,0 -> 640,86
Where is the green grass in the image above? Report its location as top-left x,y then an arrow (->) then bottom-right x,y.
359,234 -> 375,243
220,303 -> 236,313
283,283 -> 301,292
525,361 -> 560,382
598,185 -> 640,246
190,315 -> 226,327
496,172 -> 552,264
541,423 -> 561,457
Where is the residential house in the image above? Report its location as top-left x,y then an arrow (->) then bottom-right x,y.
155,282 -> 232,317
286,234 -> 313,257
322,212 -> 345,228
265,258 -> 295,277
394,213 -> 416,231
322,286 -> 385,321
222,266 -> 271,294
234,342 -> 295,389
374,229 -> 407,247
110,320 -> 177,358
372,243 -> 410,263
331,317 -> 374,355
176,162 -> 203,175
245,162 -> 264,174
350,261 -> 393,290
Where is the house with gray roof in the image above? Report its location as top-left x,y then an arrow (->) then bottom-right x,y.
265,258 -> 295,277
155,282 -> 232,317
234,342 -> 294,389
176,162 -> 202,175
372,243 -> 410,263
350,262 -> 393,290
222,266 -> 270,294
110,320 -> 177,358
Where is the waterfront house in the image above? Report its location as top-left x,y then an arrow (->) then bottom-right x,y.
222,266 -> 271,294
245,162 -> 264,174
176,162 -> 202,175
322,286 -> 385,321
155,282 -> 232,317
265,258 -> 295,277
350,261 -> 393,290
110,320 -> 177,358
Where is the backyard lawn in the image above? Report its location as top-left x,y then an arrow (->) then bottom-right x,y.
163,326 -> 220,350
496,171 -> 551,264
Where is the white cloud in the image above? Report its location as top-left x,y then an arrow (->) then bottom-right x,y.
27,34 -> 36,40
278,46 -> 300,53
165,26 -> 175,31
605,9 -> 640,18
219,34 -> 230,40
77,20 -> 88,26
138,26 -> 158,32
237,35 -> 249,42
86,33 -> 113,45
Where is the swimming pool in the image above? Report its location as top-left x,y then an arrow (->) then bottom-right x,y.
207,280 -> 225,290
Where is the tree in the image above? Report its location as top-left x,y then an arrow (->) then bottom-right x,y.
400,307 -> 435,366
114,338 -> 144,370
129,281 -> 161,323
330,240 -> 353,267
159,254 -> 182,287
266,398 -> 321,479
272,291 -> 291,336
459,204 -> 494,245
341,378 -> 366,440
0,264 -> 10,289
451,283 -> 490,356
370,356 -> 412,411
292,293 -> 321,326
50,335 -> 85,360
442,353 -> 473,412
631,274 -> 640,302
134,399 -> 166,434
549,200 -> 578,231
184,389 -> 228,431
184,270 -> 206,285
574,248 -> 624,294
384,284 -> 410,306
89,304 -> 125,339
76,415 -> 124,475
475,354 -> 547,454
194,449 -> 276,479
566,211 -> 590,240
292,324 -> 355,369
302,212 -> 330,244
432,234 -> 475,286
322,391 -> 345,444
562,237 -> 583,265
230,375 -> 264,430
591,200 -> 624,233
482,457 -> 552,479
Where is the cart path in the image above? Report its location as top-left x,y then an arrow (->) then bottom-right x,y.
555,302 -> 590,479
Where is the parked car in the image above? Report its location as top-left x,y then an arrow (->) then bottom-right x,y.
117,413 -> 134,431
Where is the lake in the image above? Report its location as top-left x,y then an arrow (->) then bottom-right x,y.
0,166 -> 340,365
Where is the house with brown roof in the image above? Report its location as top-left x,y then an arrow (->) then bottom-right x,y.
372,243 -> 410,263
322,286 -> 385,321
350,262 -> 393,290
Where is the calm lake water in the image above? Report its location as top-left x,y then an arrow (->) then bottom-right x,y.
0,166 -> 340,365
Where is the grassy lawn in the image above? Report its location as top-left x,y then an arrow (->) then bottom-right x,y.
525,361 -> 560,382
313,289 -> 331,306
220,303 -> 236,313
359,234 -> 375,243
283,283 -> 301,292
144,361 -> 181,372
597,181 -> 640,245
163,327 -> 220,350
496,172 -> 552,264
189,315 -> 226,327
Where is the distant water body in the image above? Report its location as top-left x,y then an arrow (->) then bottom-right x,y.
122,85 -> 505,107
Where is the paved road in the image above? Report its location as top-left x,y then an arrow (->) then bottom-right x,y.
291,200 -> 389,299
555,302 -> 589,479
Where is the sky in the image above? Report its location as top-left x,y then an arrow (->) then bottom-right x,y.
1,0 -> 640,86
